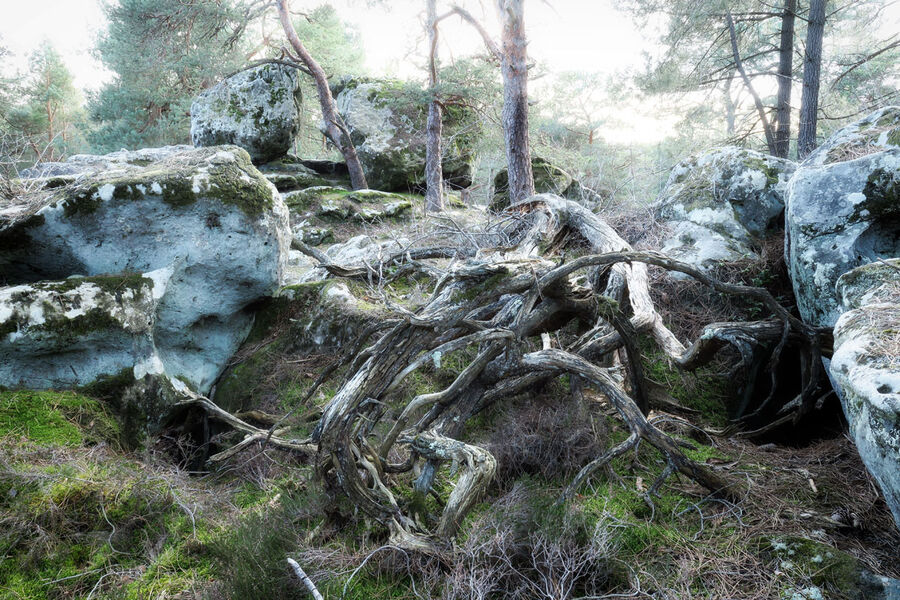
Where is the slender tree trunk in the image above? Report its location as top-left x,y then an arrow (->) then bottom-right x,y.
774,0 -> 796,158
275,0 -> 368,190
724,71 -> 736,137
425,0 -> 444,212
798,0 -> 826,159
497,0 -> 534,205
726,12 -> 777,156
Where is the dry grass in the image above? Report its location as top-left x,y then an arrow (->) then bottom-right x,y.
863,281 -> 900,369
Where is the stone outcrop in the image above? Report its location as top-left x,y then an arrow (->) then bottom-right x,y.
830,259 -> 900,531
1,145 -> 290,396
332,77 -> 480,192
490,157 -> 601,212
213,280 -> 385,412
654,146 -> 795,270
191,64 -> 302,164
785,107 -> 900,327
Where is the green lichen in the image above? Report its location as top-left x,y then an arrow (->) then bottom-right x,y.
859,167 -> 900,220
33,272 -> 152,300
57,149 -> 273,219
744,157 -> 781,187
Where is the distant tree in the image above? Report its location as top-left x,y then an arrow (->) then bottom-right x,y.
275,0 -> 368,189
425,0 -> 444,211
289,4 -> 366,157
449,0 -> 535,206
797,0 -> 826,158
89,0 -> 251,152
5,42 -> 85,162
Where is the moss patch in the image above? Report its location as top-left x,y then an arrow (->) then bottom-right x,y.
0,389 -> 119,447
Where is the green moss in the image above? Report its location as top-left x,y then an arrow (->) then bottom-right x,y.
57,149 -> 273,219
859,166 -> 900,220
887,128 -> 900,147
763,536 -> 870,596
639,337 -> 732,427
0,390 -> 119,446
744,157 -> 780,187
0,456 -> 195,600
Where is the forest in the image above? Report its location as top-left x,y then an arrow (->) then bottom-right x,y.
1,0 -> 899,598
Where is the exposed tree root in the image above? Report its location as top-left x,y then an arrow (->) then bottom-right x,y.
180,194 -> 828,552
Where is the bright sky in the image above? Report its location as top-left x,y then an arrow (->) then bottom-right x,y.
0,0 -> 653,86
5,0 -> 896,144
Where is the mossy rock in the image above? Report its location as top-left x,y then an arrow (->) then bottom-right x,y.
332,77 -> 481,192
762,536 -> 888,599
490,157 -> 574,212
213,280 -> 381,412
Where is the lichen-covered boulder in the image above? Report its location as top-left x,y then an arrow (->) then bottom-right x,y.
785,107 -> 900,327
0,275 -> 160,387
1,145 -> 290,394
654,147 -> 795,270
283,186 -> 412,224
332,77 -> 480,191
191,64 -> 302,164
805,105 -> 900,167
830,260 -> 900,531
490,157 -> 580,212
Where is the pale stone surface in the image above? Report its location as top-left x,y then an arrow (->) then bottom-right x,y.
654,146 -> 795,270
1,145 -> 290,393
830,259 -> 900,531
191,64 -> 302,163
785,108 -> 900,327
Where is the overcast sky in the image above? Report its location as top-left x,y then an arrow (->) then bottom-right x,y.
0,0 -> 655,90
2,0 -> 897,145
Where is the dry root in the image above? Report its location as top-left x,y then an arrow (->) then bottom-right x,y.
181,194 -> 829,551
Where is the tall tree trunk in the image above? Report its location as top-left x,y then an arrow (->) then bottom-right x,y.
275,0 -> 368,190
425,0 -> 444,212
726,12 -> 777,156
798,0 -> 826,159
724,71 -> 736,137
497,0 -> 534,205
774,0 -> 796,158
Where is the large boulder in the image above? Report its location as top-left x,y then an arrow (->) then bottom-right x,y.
191,64 -> 302,164
830,259 -> 900,531
654,147 -> 795,270
332,78 -> 480,192
785,107 -> 900,327
0,145 -> 290,394
489,157 -> 601,212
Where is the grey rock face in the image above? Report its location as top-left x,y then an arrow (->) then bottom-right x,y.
830,259 -> 900,531
654,146 -> 795,270
1,145 -> 290,394
785,107 -> 900,327
333,78 -> 480,191
191,64 -> 302,163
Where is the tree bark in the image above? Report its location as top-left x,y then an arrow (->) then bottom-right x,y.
724,71 -> 736,137
798,0 -> 826,159
497,0 -> 534,205
726,12 -> 777,156
425,0 -> 444,212
774,0 -> 796,159
275,0 -> 368,190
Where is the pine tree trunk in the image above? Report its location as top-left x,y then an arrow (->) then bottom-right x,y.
425,0 -> 444,212
497,0 -> 534,205
275,0 -> 368,190
726,12 -> 777,156
798,0 -> 826,159
724,72 -> 736,137
774,0 -> 796,158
